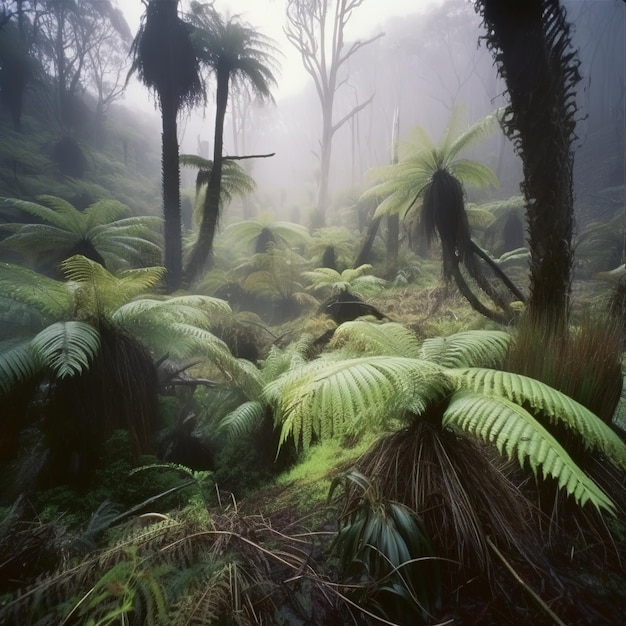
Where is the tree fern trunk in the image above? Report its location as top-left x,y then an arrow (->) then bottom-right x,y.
186,68 -> 229,281
161,96 -> 183,292
475,0 -> 580,333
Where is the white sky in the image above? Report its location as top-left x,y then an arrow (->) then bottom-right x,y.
119,0 -> 443,100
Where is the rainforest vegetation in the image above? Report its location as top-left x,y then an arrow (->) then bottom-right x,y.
0,0 -> 625,624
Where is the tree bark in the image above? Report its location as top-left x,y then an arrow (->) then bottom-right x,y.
475,0 -> 580,333
161,96 -> 183,292
186,66 -> 230,281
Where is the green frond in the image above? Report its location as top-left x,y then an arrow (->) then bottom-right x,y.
265,356 -> 452,451
445,107 -> 503,162
448,159 -> 498,189
30,321 -> 100,379
329,320 -> 422,358
443,391 -> 616,513
0,224 -> 78,256
0,262 -> 73,318
466,207 -> 496,230
0,196 -> 83,232
452,368 -> 626,470
419,330 -> 512,369
219,400 -> 265,436
61,256 -> 165,317
0,339 -> 39,394
399,125 -> 437,158
161,323 -> 263,394
224,219 -> 310,250
112,296 -> 233,362
83,199 -> 131,229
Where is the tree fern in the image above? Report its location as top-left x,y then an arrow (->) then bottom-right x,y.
303,264 -> 386,299
443,391 -> 616,513
0,196 -> 163,271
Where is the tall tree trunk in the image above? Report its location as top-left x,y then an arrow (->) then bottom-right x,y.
315,95 -> 334,228
186,67 -> 229,280
475,0 -> 580,334
161,96 -> 183,292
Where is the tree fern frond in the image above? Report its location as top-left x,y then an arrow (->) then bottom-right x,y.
443,391 -> 616,513
266,357 -> 452,451
219,400 -> 265,436
165,323 -> 263,394
0,339 -> 39,394
1,196 -> 82,232
61,256 -> 165,317
0,262 -> 73,318
82,199 -> 131,229
0,224 -> 78,255
445,107 -> 503,161
452,368 -> 626,470
329,320 -> 422,358
448,159 -> 498,189
30,321 -> 100,379
420,330 -> 512,369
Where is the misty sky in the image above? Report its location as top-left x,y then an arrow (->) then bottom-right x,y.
120,0 -> 444,100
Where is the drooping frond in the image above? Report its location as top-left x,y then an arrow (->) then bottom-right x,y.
1,195 -> 83,232
0,339 -> 39,394
0,262 -> 73,319
443,391 -> 615,513
328,320 -> 422,358
219,399 -> 266,437
419,330 -> 512,369
113,295 -> 232,329
30,321 -> 101,379
82,199 -> 131,228
266,356 -> 452,451
452,367 -> 626,470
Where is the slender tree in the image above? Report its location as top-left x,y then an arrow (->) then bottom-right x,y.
285,0 -> 383,225
473,0 -> 581,333
185,2 -> 278,281
129,0 -> 202,292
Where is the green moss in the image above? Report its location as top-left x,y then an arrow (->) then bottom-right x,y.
272,434 -> 378,512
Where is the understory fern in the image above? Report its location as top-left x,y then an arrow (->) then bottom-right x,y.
267,322 -> 626,514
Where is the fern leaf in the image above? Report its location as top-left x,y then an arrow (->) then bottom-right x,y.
0,262 -> 73,318
443,391 -> 616,513
0,339 -> 39,394
420,330 -> 511,369
30,321 -> 100,378
329,320 -> 422,358
452,368 -> 626,470
266,356 -> 452,451
219,400 -> 265,436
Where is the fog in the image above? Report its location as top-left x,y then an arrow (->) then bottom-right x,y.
115,0 -> 623,230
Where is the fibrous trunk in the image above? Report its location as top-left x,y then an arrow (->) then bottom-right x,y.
475,0 -> 581,333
